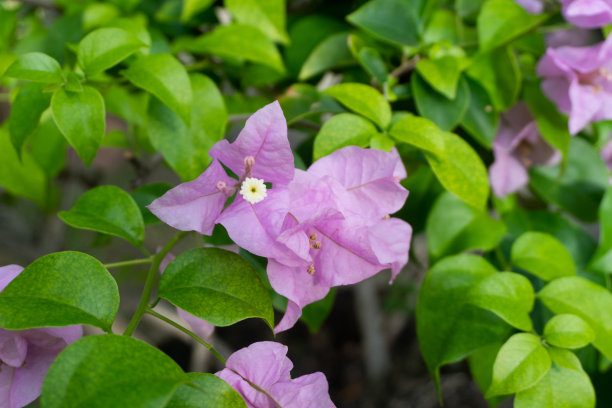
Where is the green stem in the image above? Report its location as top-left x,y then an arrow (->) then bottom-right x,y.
104,257 -> 153,269
146,309 -> 226,364
123,231 -> 189,336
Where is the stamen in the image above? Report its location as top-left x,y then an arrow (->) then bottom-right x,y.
216,181 -> 235,196
307,264 -> 315,275
309,233 -> 317,241
382,215 -> 390,220
311,241 -> 322,249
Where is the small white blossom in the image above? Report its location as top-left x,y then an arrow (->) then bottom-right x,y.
240,177 -> 267,204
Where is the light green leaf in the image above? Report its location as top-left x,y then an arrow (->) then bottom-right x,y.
167,373 -> 247,408
225,0 -> 288,44
0,251 -> 119,331
324,83 -> 391,129
8,82 -> 51,155
515,348 -> 595,408
298,32 -> 355,80
412,73 -> 470,131
461,77 -> 498,148
538,276 -> 612,360
487,333 -> 551,397
78,27 -> 144,75
468,272 -> 534,331
389,114 -> 445,155
187,24 -> 285,73
51,86 -> 105,166
544,314 -> 595,349
159,248 -> 274,329
181,0 -> 216,21
423,9 -> 459,44
4,52 -> 63,83
313,113 -> 377,160
511,232 -> 576,280
59,185 -> 145,247
42,335 -> 189,408
416,255 -> 511,389
416,56 -> 462,99
478,0 -> 549,52
122,54 -> 192,125
147,74 -> 227,181
82,3 -> 120,31
347,0 -> 419,47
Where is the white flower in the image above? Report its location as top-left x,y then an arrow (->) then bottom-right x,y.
239,177 -> 267,204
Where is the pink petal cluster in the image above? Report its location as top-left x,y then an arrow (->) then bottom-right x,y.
489,103 -> 560,198
537,35 -> 612,135
149,101 -> 412,333
560,0 -> 612,28
0,265 -> 82,408
216,341 -> 334,408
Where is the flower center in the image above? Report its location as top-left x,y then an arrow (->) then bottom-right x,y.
240,177 -> 267,204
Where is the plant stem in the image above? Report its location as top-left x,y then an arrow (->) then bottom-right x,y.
104,257 -> 153,269
146,309 -> 226,364
123,231 -> 189,336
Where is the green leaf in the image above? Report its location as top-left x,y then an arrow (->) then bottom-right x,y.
347,0 -> 419,47
147,74 -> 227,181
538,276 -> 612,360
468,272 -> 534,331
4,52 -> 63,83
225,0 -> 288,44
82,3 -> 120,31
131,183 -> 172,225
348,35 -> 388,84
416,56 -> 462,99
324,83 -> 391,129
313,113 -> 377,160
466,46 -> 521,111
122,54 -> 192,125
426,192 -> 506,260
51,86 -> 105,166
187,24 -> 285,73
181,0 -> 216,21
461,77 -> 498,148
42,335 -> 189,408
78,27 -> 144,75
468,342 -> 507,408
423,9 -> 459,44
416,255 -> 511,389
167,373 -> 247,408
59,185 -> 145,247
389,114 -> 445,155
412,73 -> 470,131
298,32 -> 355,80
8,82 -> 51,154
30,114 -> 68,178
478,0 -> 549,52
511,232 -> 576,281
0,251 -> 119,331
487,333 -> 551,397
544,314 -> 595,349
159,248 -> 274,329
514,348 -> 595,408
300,289 -> 336,333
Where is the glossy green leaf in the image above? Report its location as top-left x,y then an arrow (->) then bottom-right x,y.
544,314 -> 595,349
147,74 -> 227,181
167,373 -> 247,408
78,27 -> 144,75
0,251 -> 119,331
59,185 -> 145,247
347,0 -> 419,46
487,333 -> 551,397
412,73 -> 470,131
4,52 -> 63,83
42,335 -> 189,408
298,32 -> 355,80
313,113 -> 377,160
122,54 -> 192,124
511,232 -> 576,280
8,82 -> 51,154
416,56 -> 462,99
416,255 -> 511,389
478,0 -> 549,52
426,192 -> 506,260
324,83 -> 391,129
225,0 -> 288,44
524,82 -> 570,157
514,348 -> 595,408
468,272 -> 534,331
181,0 -> 216,21
159,248 -> 274,328
539,276 -> 612,360
187,24 -> 285,73
51,86 -> 105,166
461,77 -> 498,148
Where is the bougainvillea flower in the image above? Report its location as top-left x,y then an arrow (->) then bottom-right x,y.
489,103 -> 560,197
513,0 -> 544,14
216,341 -> 335,408
560,0 -> 612,28
148,101 -> 295,259
0,265 -> 82,408
537,35 -> 612,134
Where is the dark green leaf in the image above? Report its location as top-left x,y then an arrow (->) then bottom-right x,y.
511,232 -> 576,280
4,52 -> 63,83
8,82 -> 51,154
298,33 -> 355,80
412,73 -> 470,131
461,77 -> 498,148
347,0 -> 419,47
301,289 -> 336,333
181,0 -> 216,22
324,83 -> 391,129
167,373 -> 247,408
29,115 -> 67,178
78,27 -> 144,75
313,113 -> 377,160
